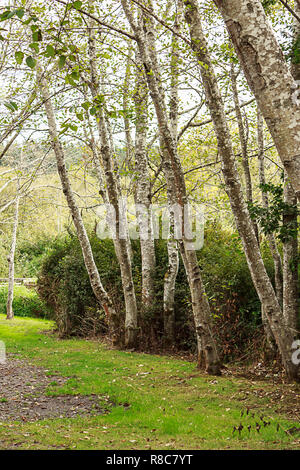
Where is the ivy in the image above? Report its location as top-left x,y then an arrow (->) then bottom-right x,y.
248,181 -> 299,243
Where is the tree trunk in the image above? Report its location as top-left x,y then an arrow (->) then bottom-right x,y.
6,192 -> 19,320
231,63 -> 259,241
87,23 -> 139,348
162,5 -> 182,345
122,0 -> 221,375
163,236 -> 179,347
184,0 -> 299,381
283,174 -> 299,334
257,110 -> 283,305
214,0 -> 300,201
257,110 -> 280,354
37,65 -> 120,346
282,3 -> 300,337
134,50 -> 156,311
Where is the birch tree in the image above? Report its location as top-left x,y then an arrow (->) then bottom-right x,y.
121,0 -> 221,375
6,185 -> 20,320
86,20 -> 139,348
133,50 -> 156,311
214,0 -> 300,201
183,0 -> 299,381
36,64 -> 121,345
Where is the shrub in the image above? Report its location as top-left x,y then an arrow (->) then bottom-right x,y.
0,284 -> 47,318
36,223 -> 274,361
15,237 -> 55,277
37,234 -> 123,337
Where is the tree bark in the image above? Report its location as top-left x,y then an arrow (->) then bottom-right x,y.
6,192 -> 19,320
184,0 -> 299,381
214,0 -> 300,201
257,110 -> 280,354
87,23 -> 139,348
257,110 -> 283,306
133,50 -> 156,311
162,5 -> 182,346
283,173 -> 299,334
282,3 -> 300,337
37,65 -> 120,345
231,64 -> 259,241
122,0 -> 221,375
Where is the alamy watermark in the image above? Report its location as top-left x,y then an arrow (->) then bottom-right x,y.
0,340 -> 6,364
291,340 -> 300,366
292,80 -> 300,106
95,200 -> 204,250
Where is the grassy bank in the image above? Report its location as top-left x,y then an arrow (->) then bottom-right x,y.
0,315 -> 299,450
0,285 -> 46,319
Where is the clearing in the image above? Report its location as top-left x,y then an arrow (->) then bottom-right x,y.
0,315 -> 299,450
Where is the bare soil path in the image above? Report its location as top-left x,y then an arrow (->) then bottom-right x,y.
0,357 -> 107,422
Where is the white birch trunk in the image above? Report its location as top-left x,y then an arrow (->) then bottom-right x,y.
87,24 -> 139,348
214,0 -> 300,201
134,50 -> 156,310
184,0 -> 299,381
6,192 -> 19,320
122,0 -> 221,375
37,65 -> 120,345
162,6 -> 182,345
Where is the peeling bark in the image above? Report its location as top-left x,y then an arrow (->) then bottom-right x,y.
184,0 -> 299,381
6,191 -> 19,320
37,65 -> 120,346
122,0 -> 221,375
214,0 -> 300,201
87,23 -> 139,348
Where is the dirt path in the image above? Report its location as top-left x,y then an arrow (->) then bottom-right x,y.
0,357 -> 108,422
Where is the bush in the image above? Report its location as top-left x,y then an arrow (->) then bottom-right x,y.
15,237 -> 55,277
36,223 -> 274,361
37,234 -> 123,337
0,284 -> 47,318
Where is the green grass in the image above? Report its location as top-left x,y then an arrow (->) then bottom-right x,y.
0,285 -> 46,318
0,314 -> 299,450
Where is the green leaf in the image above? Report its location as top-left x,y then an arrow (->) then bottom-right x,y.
65,74 -> 77,86
15,51 -> 24,64
81,101 -> 90,111
0,10 -> 14,21
32,30 -> 42,41
70,70 -> 79,81
26,56 -> 36,69
4,101 -> 18,112
76,112 -> 84,121
45,45 -> 55,57
29,42 -> 39,53
16,9 -> 25,19
71,1 -> 83,10
58,55 -> 66,69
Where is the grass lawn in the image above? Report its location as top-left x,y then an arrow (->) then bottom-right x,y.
0,314 -> 299,450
